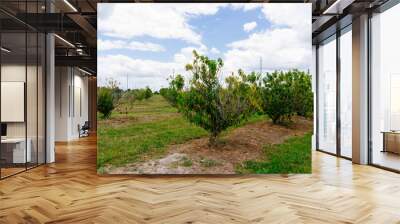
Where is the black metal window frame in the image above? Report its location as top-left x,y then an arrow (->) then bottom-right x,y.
367,0 -> 400,173
315,0 -> 400,173
0,0 -> 48,180
315,22 -> 352,161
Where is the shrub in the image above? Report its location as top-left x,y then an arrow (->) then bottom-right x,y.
169,74 -> 184,91
144,86 -> 153,99
97,87 -> 114,119
291,70 -> 313,117
105,78 -> 122,104
159,87 -> 169,98
179,51 -> 251,145
262,71 -> 295,124
117,90 -> 136,114
161,74 -> 185,106
261,70 -> 313,124
133,89 -> 146,101
227,69 -> 263,114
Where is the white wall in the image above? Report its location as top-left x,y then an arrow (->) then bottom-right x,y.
1,65 -> 39,138
55,66 -> 70,141
55,67 -> 89,141
1,65 -> 26,138
1,63 -> 46,164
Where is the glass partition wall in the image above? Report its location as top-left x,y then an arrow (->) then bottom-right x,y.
316,25 -> 352,159
339,26 -> 352,159
317,35 -> 337,155
0,4 -> 46,179
370,3 -> 400,171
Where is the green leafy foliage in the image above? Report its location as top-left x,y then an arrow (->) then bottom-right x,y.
160,74 -> 185,106
179,51 -> 252,145
262,71 -> 295,124
291,70 -> 313,117
262,70 -> 313,124
116,87 -> 154,114
105,78 -> 123,104
144,86 -> 153,99
116,90 -> 136,114
97,87 -> 115,119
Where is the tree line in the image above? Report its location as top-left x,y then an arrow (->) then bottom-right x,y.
160,51 -> 313,145
98,51 -> 313,145
98,79 -> 153,118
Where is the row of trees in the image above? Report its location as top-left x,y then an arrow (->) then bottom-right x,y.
160,51 -> 313,145
98,83 -> 153,118
97,51 -> 313,145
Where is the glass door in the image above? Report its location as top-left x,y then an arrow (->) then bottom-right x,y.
0,1 -> 47,179
370,3 -> 400,171
317,35 -> 337,154
1,30 -> 28,178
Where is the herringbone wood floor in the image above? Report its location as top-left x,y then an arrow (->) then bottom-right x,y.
0,136 -> 400,224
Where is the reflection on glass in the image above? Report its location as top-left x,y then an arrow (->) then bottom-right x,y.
1,32 -> 27,177
38,33 -> 46,165
340,28 -> 352,158
371,3 -> 400,171
27,31 -> 38,169
318,36 -> 337,154
0,1 -> 47,179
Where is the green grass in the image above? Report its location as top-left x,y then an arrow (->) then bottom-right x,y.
97,95 -> 207,169
236,133 -> 312,174
98,95 -> 311,174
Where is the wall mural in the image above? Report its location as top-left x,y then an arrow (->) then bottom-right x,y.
97,3 -> 313,174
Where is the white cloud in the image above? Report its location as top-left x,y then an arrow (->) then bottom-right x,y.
99,45 -> 209,90
224,28 -> 311,73
261,4 -> 310,31
224,3 -> 311,74
98,39 -> 165,52
243,22 -> 257,32
210,47 -> 220,54
98,3 -> 312,90
98,54 -> 183,91
229,3 -> 262,11
98,3 -> 227,45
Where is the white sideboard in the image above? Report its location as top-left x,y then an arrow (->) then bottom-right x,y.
1,138 -> 32,163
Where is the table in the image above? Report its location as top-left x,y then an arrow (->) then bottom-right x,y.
381,131 -> 400,154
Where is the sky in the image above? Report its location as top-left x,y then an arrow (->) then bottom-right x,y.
98,3 -> 311,91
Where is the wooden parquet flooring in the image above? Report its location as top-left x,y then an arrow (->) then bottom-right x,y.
1,135 -> 400,223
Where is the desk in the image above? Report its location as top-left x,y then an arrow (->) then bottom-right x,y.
1,138 -> 31,163
382,131 -> 400,154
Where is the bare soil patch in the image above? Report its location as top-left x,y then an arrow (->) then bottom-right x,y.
106,116 -> 313,174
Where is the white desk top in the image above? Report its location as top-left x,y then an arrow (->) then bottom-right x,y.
1,138 -> 28,143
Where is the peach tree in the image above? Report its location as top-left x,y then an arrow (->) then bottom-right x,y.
179,51 -> 252,145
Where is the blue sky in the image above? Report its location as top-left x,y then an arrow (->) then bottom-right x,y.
98,3 -> 311,90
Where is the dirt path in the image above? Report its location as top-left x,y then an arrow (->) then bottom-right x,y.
106,116 -> 313,174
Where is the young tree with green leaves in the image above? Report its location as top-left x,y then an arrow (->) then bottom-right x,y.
261,69 -> 313,124
262,71 -> 295,124
179,51 -> 252,145
291,70 -> 313,117
161,74 -> 185,105
97,87 -> 115,119
144,86 -> 153,99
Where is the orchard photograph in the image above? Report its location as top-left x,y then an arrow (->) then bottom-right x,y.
97,3 -> 312,174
